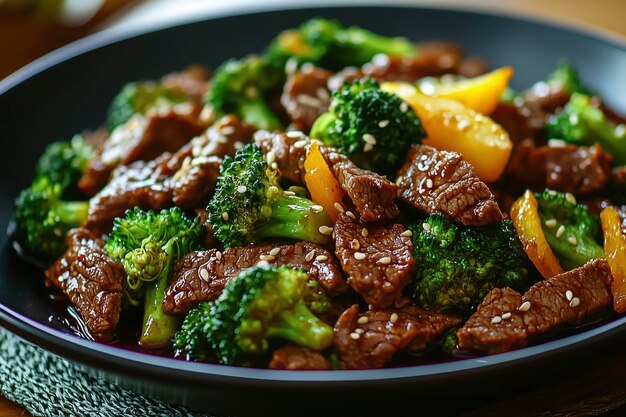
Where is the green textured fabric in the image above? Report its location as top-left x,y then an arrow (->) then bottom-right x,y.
0,328 -> 214,417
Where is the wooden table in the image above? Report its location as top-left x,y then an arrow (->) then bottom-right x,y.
1,0 -> 626,415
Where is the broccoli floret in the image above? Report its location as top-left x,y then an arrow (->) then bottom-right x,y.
267,18 -> 415,70
205,55 -> 283,131
544,61 -> 589,95
310,78 -> 425,176
207,143 -> 332,248
441,328 -> 459,355
105,207 -> 202,348
14,177 -> 89,259
173,264 -> 333,365
35,135 -> 94,195
535,190 -> 604,270
546,93 -> 626,165
409,213 -> 529,315
107,81 -> 186,131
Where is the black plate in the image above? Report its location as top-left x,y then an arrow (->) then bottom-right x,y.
1,5 -> 625,416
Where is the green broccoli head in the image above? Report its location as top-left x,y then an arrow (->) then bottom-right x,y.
546,93 -> 626,165
207,143 -> 332,248
105,207 -> 202,348
173,264 -> 334,365
14,177 -> 89,259
535,189 -> 604,271
544,61 -> 589,95
35,135 -> 94,195
441,328 -> 459,355
267,17 -> 415,70
409,213 -> 529,315
310,78 -> 425,176
107,81 -> 186,131
206,55 -> 283,131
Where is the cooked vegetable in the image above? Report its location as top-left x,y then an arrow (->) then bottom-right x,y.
542,61 -> 589,95
14,177 -> 89,259
173,264 -> 333,365
442,328 -> 459,355
535,189 -> 604,271
105,207 -> 202,348
207,143 -> 332,248
303,141 -> 346,221
267,17 -> 415,70
419,67 -> 514,115
107,81 -> 186,131
205,55 -> 283,131
35,135 -> 94,195
310,78 -> 425,176
409,213 -> 529,315
547,93 -> 626,165
600,207 -> 626,312
510,190 -> 564,279
381,82 -> 512,182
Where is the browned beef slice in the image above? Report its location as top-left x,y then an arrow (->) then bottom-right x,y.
491,102 -> 546,145
397,144 -> 503,226
333,213 -> 413,309
164,242 -> 347,314
162,65 -> 212,104
458,259 -> 613,354
79,106 -> 205,196
269,344 -> 331,370
333,304 -> 459,369
325,150 -> 400,222
254,130 -> 309,184
45,228 -> 125,341
170,155 -> 222,209
281,66 -> 332,132
505,140 -> 612,195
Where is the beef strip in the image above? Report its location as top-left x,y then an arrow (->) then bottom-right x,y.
163,242 -> 347,315
325,150 -> 400,222
397,144 -> 503,226
333,304 -> 460,369
254,130 -> 309,184
333,213 -> 413,309
269,344 -> 331,370
162,65 -> 212,104
45,228 -> 125,341
457,259 -> 613,354
505,140 -> 612,195
281,66 -> 332,132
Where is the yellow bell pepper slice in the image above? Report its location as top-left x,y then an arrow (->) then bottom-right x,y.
600,207 -> 626,312
423,67 -> 513,115
304,141 -> 346,222
381,82 -> 512,183
510,190 -> 564,279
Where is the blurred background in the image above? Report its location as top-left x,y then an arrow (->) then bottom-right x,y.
1,0 -> 625,80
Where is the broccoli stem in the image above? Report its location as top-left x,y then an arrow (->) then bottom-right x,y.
309,112 -> 337,143
254,195 -> 332,244
580,103 -> 626,165
239,99 -> 282,131
267,300 -> 333,350
342,28 -> 415,62
55,201 -> 90,225
543,230 -> 604,271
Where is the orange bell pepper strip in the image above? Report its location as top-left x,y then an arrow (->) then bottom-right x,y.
303,141 -> 346,222
510,190 -> 564,279
600,207 -> 626,312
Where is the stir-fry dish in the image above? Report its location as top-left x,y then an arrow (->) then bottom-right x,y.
13,18 -> 626,370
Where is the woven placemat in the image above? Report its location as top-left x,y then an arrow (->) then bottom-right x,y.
0,328 -> 214,417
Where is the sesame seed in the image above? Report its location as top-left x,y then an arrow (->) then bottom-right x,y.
266,150 -> 276,165
556,225 -> 565,238
285,57 -> 298,74
316,87 -> 330,101
286,130 -> 304,138
377,256 -> 392,265
311,205 -> 324,213
425,178 -> 434,189
422,223 -> 431,232
363,133 -> 377,145
199,269 -> 209,282
270,162 -> 278,170
350,239 -> 361,250
363,143 -> 374,153
215,251 -> 222,260
222,212 -> 229,221
354,252 -> 366,260
283,190 -> 296,196
259,254 -> 275,262
296,94 -> 322,108
357,316 -> 369,324
565,192 -> 577,205
305,250 -> 315,262
346,211 -> 356,219
315,255 -> 328,262
237,185 -> 247,193
269,247 -> 281,256
400,230 -> 413,237
519,301 -> 531,312
234,141 -> 244,150
220,125 -> 235,135
501,312 -> 512,320
569,297 -> 580,307
350,332 -> 361,340
334,202 -> 345,213
378,120 -> 390,128
355,328 -> 364,334
390,313 -> 398,323
568,236 -> 578,245
293,139 -> 308,149
362,228 -> 369,237
318,225 -> 333,235
400,102 -> 409,113
491,316 -> 502,324
545,219 -> 557,228
565,290 -> 573,301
